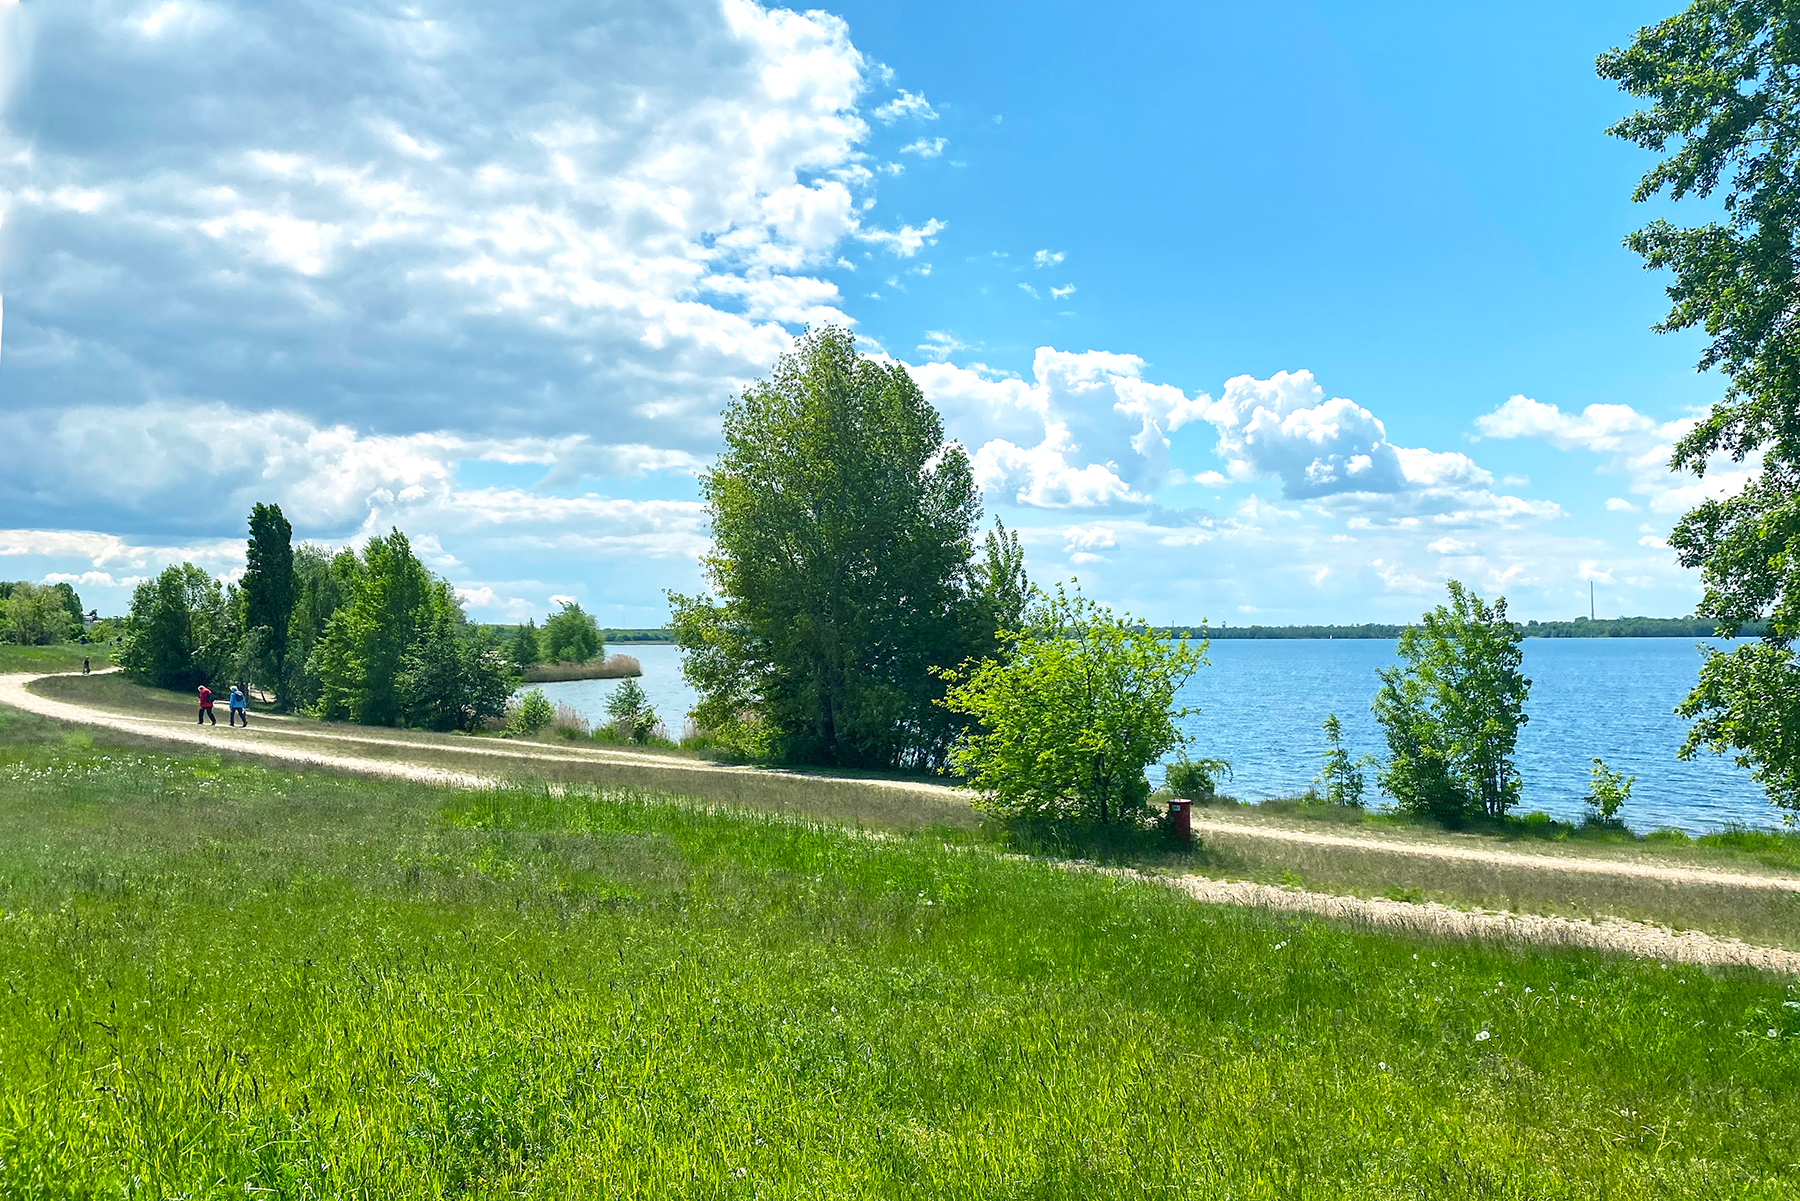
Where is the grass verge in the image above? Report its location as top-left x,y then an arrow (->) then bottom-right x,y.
1,705 -> 1799,1196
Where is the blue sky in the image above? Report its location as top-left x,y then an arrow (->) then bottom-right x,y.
0,0 -> 1737,626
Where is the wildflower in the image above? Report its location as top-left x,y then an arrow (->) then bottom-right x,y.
1274,941 -> 1287,951
1378,1061 -> 1389,1071
1475,1030 -> 1491,1042
1771,1029 -> 1780,1039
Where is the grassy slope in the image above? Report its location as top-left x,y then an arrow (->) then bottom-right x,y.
24,674 -> 1800,946
2,706 -> 1799,1197
0,643 -> 110,674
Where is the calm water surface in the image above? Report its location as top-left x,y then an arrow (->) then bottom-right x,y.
529,639 -> 1782,834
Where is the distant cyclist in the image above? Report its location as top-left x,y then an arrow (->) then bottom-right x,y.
197,684 -> 216,725
82,658 -> 90,675
228,685 -> 248,727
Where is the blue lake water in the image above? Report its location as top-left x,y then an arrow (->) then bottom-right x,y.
527,639 -> 1784,834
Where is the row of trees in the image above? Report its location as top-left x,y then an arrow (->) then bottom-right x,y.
119,508 -> 517,731
1,581 -> 87,646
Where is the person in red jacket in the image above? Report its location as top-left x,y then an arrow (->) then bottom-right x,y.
197,684 -> 216,725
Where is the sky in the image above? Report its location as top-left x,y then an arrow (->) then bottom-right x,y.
0,0 -> 1742,626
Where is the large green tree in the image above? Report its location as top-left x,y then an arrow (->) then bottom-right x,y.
317,530 -> 444,725
1373,582 -> 1530,820
542,602 -> 602,663
285,545 -> 359,711
117,564 -> 240,691
3,583 -> 73,646
669,326 -> 1014,768
242,503 -> 296,709
1601,3 -> 1800,814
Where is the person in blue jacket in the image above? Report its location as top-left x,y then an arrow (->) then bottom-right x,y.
228,685 -> 249,727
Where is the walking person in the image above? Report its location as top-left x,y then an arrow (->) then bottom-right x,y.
228,685 -> 248,727
81,657 -> 89,675
197,683 -> 216,725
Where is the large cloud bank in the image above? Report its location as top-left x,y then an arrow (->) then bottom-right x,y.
0,0 -> 938,532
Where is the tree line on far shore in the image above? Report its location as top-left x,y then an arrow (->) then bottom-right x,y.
1174,615 -> 1756,640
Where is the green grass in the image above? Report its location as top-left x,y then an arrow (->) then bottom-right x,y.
0,643 -> 110,674
2,706 -> 1799,1197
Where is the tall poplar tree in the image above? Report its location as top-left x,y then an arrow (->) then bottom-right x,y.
243,502 -> 295,708
1601,4 -> 1800,814
669,326 -> 1010,769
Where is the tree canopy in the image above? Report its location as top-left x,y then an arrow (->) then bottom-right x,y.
542,602 -> 602,664
118,564 -> 239,691
1601,1 -> 1800,814
940,585 -> 1204,826
669,326 -> 1024,769
243,503 -> 296,709
1373,582 -> 1530,820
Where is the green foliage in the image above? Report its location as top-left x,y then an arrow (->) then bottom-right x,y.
1315,713 -> 1371,807
305,529 -> 514,729
1374,581 -> 1531,819
605,677 -> 661,743
509,688 -> 554,735
542,602 -> 601,663
283,544 -> 358,711
316,531 -> 444,725
3,582 -> 77,646
941,585 -> 1205,826
1674,640 -> 1800,807
397,619 -> 517,733
669,326 -> 1006,769
1164,754 -> 1232,800
1600,5 -> 1800,814
116,564 -> 241,691
242,502 -> 296,709
509,618 -> 542,667
1585,757 -> 1635,824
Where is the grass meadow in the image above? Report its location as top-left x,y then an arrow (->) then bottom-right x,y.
2,705 -> 1799,1197
0,644 -> 110,675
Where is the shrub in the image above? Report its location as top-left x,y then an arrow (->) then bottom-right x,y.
1584,757 -> 1634,824
1315,713 -> 1372,807
509,688 -> 555,736
1165,755 -> 1232,800
1373,581 -> 1530,819
940,585 -> 1205,826
605,678 -> 661,744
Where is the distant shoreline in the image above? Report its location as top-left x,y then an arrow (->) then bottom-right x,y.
1159,617 -> 1755,641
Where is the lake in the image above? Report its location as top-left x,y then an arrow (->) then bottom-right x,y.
526,638 -> 1783,834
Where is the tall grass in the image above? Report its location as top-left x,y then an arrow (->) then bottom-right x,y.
1,710 -> 1798,1197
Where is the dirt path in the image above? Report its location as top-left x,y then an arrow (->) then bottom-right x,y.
7,669 -> 1798,972
0,671 -> 965,799
1189,815 -> 1800,894
0,672 -> 496,789
1148,871 -> 1800,974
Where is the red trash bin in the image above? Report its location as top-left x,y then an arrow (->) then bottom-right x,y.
1166,798 -> 1192,847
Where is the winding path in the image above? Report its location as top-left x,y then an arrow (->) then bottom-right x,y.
6,669 -> 1798,973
